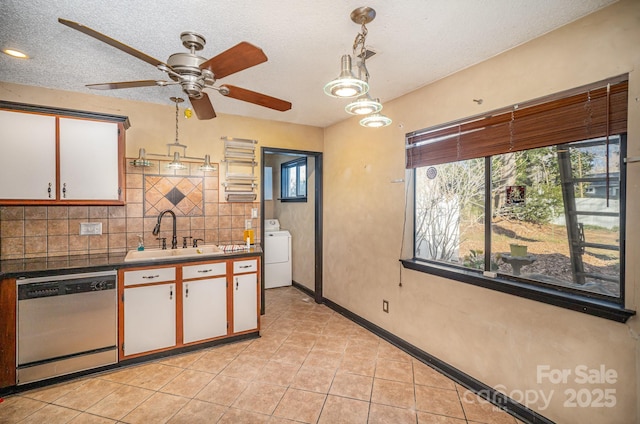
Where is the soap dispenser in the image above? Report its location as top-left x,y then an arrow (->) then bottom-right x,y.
243,220 -> 255,245
137,234 -> 145,251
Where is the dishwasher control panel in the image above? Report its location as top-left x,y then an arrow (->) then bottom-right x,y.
19,283 -> 60,299
17,272 -> 117,300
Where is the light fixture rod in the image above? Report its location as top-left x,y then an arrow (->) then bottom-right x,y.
130,96 -> 216,171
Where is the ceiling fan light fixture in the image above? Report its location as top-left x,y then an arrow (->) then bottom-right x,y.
345,95 -> 382,115
360,112 -> 392,128
323,55 -> 369,98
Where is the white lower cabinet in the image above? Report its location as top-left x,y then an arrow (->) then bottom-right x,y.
120,256 -> 259,359
183,277 -> 227,344
233,272 -> 258,333
123,283 -> 176,356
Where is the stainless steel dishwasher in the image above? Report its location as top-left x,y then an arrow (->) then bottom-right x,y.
17,270 -> 118,384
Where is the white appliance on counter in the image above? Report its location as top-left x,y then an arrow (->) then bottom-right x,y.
264,219 -> 292,289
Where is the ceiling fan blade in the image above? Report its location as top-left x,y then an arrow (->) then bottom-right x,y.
58,18 -> 168,68
86,80 -> 164,90
221,85 -> 292,112
200,42 -> 268,79
190,93 -> 216,120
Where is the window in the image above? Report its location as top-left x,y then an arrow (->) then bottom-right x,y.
281,157 -> 307,202
404,76 -> 633,321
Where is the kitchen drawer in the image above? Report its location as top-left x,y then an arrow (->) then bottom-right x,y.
123,267 -> 176,286
183,262 -> 227,280
233,259 -> 257,274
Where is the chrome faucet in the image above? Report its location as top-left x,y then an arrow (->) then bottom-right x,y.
152,209 -> 178,249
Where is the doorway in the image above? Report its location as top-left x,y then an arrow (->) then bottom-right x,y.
260,147 -> 323,313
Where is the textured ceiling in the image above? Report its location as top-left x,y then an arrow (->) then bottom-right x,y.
0,0 -> 617,128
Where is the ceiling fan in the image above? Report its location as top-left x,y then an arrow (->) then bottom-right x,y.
58,18 -> 292,120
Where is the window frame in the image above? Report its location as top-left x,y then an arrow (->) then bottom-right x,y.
280,157 -> 307,202
402,76 -> 635,323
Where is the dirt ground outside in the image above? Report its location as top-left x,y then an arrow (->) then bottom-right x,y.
458,218 -> 620,297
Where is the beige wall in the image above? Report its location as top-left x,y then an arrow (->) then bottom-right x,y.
1,1 -> 639,422
0,83 -> 323,258
322,1 -> 639,423
265,153 -> 316,291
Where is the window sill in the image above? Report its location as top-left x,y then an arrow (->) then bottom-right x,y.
279,197 -> 307,203
400,258 -> 635,323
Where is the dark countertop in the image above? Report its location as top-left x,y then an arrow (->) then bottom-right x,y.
0,246 -> 262,279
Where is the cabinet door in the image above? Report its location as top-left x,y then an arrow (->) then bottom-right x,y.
59,118 -> 120,200
0,110 -> 56,200
124,284 -> 176,356
183,277 -> 227,344
233,273 -> 257,333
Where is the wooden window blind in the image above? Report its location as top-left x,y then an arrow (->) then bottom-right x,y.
406,75 -> 628,168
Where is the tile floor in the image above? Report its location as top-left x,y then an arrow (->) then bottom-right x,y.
1,286 -> 524,424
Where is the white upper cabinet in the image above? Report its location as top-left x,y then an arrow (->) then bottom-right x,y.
59,118 -> 120,200
0,105 -> 127,204
0,110 -> 56,200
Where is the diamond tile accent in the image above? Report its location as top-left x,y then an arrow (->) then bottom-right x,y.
144,176 -> 204,217
165,187 -> 185,207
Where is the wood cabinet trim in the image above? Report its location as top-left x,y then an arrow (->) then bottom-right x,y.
0,278 -> 17,388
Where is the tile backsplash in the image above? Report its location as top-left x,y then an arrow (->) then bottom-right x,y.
0,158 -> 260,260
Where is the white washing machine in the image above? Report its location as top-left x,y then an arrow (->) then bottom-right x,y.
264,219 -> 292,289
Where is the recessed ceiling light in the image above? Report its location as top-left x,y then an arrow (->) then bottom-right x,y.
3,49 -> 29,59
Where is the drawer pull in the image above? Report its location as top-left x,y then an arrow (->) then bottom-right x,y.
142,274 -> 160,279
239,265 -> 251,269
197,269 -> 213,273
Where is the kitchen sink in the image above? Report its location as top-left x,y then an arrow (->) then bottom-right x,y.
124,245 -> 224,262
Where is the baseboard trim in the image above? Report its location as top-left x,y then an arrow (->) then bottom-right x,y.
292,280 -> 315,298
321,296 -> 555,424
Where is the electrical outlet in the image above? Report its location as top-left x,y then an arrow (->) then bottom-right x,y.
382,300 -> 389,313
251,208 -> 258,218
80,222 -> 102,235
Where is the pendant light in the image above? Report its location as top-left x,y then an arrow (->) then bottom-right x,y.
130,97 -> 217,171
167,152 -> 187,170
360,112 -> 392,128
324,55 -> 369,98
345,94 -> 382,115
129,148 -> 152,167
199,154 -> 216,171
325,7 -> 392,128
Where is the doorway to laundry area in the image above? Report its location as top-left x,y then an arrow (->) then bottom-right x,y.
260,147 -> 323,314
